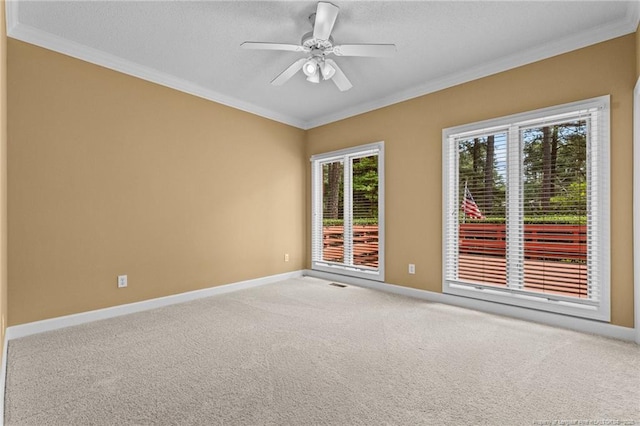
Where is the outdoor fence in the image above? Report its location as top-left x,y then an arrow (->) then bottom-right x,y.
322,225 -> 379,268
322,223 -> 588,298
457,223 -> 587,298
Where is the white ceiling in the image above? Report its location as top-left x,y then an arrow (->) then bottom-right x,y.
6,1 -> 640,129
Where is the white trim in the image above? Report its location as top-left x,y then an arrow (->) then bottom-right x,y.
5,271 -> 303,341
0,270 -> 301,423
0,266 -> 635,425
442,96 -> 609,139
0,332 -> 8,425
309,143 -> 383,163
5,22 -> 307,129
304,270 -> 636,343
627,1 -> 640,35
5,0 -> 18,35
304,6 -> 639,129
634,77 -> 640,344
6,2 -> 638,131
310,142 -> 385,282
442,96 -> 610,322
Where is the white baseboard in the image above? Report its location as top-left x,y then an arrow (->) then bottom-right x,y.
0,270 -> 303,425
5,270 -> 304,341
0,332 -> 8,424
304,270 -> 637,343
633,77 -> 640,345
0,268 -> 635,424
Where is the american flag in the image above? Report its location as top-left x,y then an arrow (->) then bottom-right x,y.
462,185 -> 484,219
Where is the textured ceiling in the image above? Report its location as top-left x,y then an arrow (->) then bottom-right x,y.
6,1 -> 640,129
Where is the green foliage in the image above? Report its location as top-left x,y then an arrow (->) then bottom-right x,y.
463,215 -> 586,224
329,216 -> 586,225
352,156 -> 379,218
322,155 -> 379,220
323,218 -> 379,226
522,121 -> 587,215
550,182 -> 586,213
322,162 -> 344,219
457,135 -> 506,216
457,120 -> 589,219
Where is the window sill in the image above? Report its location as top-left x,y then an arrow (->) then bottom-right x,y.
444,281 -> 610,322
313,262 -> 384,282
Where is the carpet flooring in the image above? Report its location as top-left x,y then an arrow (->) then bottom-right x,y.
5,276 -> 640,425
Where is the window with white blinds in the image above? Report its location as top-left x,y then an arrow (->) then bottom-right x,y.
311,142 -> 384,281
442,96 -> 610,321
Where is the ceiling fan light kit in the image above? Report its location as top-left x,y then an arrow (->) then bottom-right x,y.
303,58 -> 319,77
320,61 -> 336,80
306,69 -> 320,84
241,1 -> 396,91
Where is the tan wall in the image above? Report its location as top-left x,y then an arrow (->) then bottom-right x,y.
306,34 -> 637,327
1,0 -> 7,351
6,31 -> 638,328
636,23 -> 640,78
7,40 -> 306,325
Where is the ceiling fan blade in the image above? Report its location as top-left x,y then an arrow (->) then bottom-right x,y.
271,58 -> 308,86
325,59 -> 352,92
333,44 -> 396,57
241,42 -> 307,52
313,2 -> 339,41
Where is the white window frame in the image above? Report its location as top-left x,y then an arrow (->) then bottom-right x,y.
442,96 -> 610,322
311,142 -> 385,282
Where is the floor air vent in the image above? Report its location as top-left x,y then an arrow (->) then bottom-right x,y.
329,283 -> 347,288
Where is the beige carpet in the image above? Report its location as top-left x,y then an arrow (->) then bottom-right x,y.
5,276 -> 640,425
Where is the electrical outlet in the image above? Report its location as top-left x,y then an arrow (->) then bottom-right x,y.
284,253 -> 289,262
117,275 -> 128,288
408,264 -> 416,274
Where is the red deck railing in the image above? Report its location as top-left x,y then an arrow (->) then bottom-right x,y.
322,225 -> 379,267
458,223 -> 588,298
322,223 -> 588,298
459,223 -> 586,261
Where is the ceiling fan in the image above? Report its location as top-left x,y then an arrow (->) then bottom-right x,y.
241,2 -> 396,91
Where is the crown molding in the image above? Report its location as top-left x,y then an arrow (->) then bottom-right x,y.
5,0 -> 18,35
6,0 -> 639,131
628,0 -> 640,32
304,3 -> 640,129
5,12 -> 307,129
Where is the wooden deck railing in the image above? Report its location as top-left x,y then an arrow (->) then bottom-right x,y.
459,223 -> 587,298
458,254 -> 588,298
322,225 -> 379,267
459,223 -> 586,260
323,223 -> 588,298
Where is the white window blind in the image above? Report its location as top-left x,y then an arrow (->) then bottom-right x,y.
442,96 -> 610,321
311,142 -> 385,281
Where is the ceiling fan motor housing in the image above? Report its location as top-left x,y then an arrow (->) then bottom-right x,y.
301,31 -> 334,52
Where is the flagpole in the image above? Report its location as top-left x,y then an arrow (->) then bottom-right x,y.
463,180 -> 467,224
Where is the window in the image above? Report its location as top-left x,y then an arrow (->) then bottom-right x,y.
311,142 -> 384,281
443,97 -> 610,321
